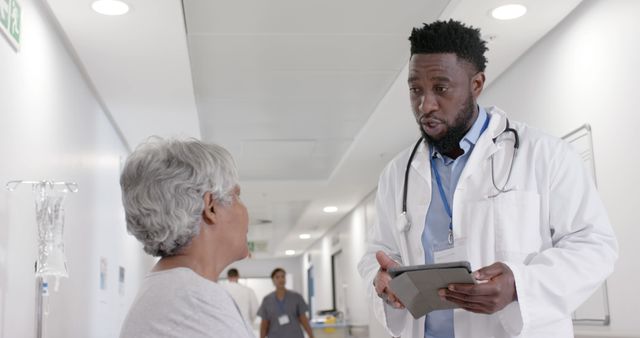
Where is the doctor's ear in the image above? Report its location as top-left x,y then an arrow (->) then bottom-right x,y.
202,192 -> 217,225
470,71 -> 485,98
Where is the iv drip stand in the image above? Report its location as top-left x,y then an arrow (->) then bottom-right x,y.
5,180 -> 78,338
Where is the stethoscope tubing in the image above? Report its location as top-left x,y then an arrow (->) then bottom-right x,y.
402,137 -> 424,215
401,118 -> 519,215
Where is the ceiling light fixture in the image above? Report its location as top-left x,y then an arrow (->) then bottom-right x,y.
322,206 -> 338,213
285,250 -> 296,256
491,4 -> 527,20
299,234 -> 311,239
92,0 -> 130,16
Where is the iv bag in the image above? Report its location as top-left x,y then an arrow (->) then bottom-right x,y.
33,182 -> 69,278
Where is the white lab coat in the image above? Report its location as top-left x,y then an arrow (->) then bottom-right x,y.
358,107 -> 618,338
223,282 -> 259,327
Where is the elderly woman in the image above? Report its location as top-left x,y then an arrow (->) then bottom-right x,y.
119,138 -> 253,338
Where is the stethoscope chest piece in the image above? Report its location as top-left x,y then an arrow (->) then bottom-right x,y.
397,212 -> 411,233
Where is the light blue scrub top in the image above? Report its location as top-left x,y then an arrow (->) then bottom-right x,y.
422,107 -> 488,338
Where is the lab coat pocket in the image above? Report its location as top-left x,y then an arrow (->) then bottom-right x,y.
492,191 -> 542,262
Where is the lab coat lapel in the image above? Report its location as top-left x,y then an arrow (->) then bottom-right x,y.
457,108 -> 507,186
401,142 -> 430,265
409,141 -> 430,182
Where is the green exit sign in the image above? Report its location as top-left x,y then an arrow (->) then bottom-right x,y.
0,0 -> 21,51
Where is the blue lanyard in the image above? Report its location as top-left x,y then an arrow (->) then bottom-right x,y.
276,295 -> 286,314
427,111 -> 491,245
429,152 -> 454,245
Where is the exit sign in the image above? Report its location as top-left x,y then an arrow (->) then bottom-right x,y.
0,0 -> 21,51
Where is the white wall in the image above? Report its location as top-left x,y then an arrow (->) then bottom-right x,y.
302,195 -> 369,324
0,1 -> 153,337
302,192 -> 388,338
480,0 -> 639,336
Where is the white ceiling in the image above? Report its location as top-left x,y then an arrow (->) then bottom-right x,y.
45,0 -> 582,258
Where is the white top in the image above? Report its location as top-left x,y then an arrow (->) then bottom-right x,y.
120,267 -> 254,338
222,281 -> 259,326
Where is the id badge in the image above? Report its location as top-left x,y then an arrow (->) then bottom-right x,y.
278,314 -> 290,325
434,237 -> 467,263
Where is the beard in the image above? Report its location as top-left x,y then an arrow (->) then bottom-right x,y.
420,93 -> 475,155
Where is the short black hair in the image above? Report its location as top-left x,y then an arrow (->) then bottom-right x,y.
271,267 -> 285,279
409,19 -> 488,72
227,268 -> 239,278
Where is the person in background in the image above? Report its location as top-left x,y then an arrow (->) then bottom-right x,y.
258,268 -> 314,338
358,19 -> 618,338
119,137 -> 254,338
224,268 -> 260,328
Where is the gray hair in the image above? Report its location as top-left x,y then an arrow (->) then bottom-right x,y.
120,137 -> 239,257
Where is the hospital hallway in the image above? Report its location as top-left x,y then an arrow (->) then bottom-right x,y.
1,0 -> 639,337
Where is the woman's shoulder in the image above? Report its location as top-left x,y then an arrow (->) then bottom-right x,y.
286,290 -> 305,300
262,291 -> 276,301
122,269 -> 251,337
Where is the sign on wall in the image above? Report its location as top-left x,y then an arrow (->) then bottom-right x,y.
562,124 -> 611,326
0,0 -> 21,51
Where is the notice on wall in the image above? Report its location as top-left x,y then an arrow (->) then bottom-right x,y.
563,124 -> 611,326
0,0 -> 21,51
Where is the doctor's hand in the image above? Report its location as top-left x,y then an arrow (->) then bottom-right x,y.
373,251 -> 405,309
438,262 -> 517,314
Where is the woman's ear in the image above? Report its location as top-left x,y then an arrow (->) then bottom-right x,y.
202,192 -> 217,225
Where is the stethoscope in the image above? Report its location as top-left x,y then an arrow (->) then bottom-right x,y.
400,118 -> 520,240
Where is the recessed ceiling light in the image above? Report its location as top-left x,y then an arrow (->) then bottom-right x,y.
285,250 -> 296,256
92,0 -> 129,16
299,234 -> 311,239
491,4 -> 527,20
323,206 -> 338,213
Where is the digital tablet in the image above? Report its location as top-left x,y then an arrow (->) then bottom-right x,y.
387,261 -> 476,318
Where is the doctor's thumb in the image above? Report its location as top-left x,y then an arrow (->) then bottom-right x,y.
473,262 -> 509,281
376,251 -> 400,270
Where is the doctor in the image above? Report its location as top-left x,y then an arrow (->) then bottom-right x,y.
357,20 -> 618,338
